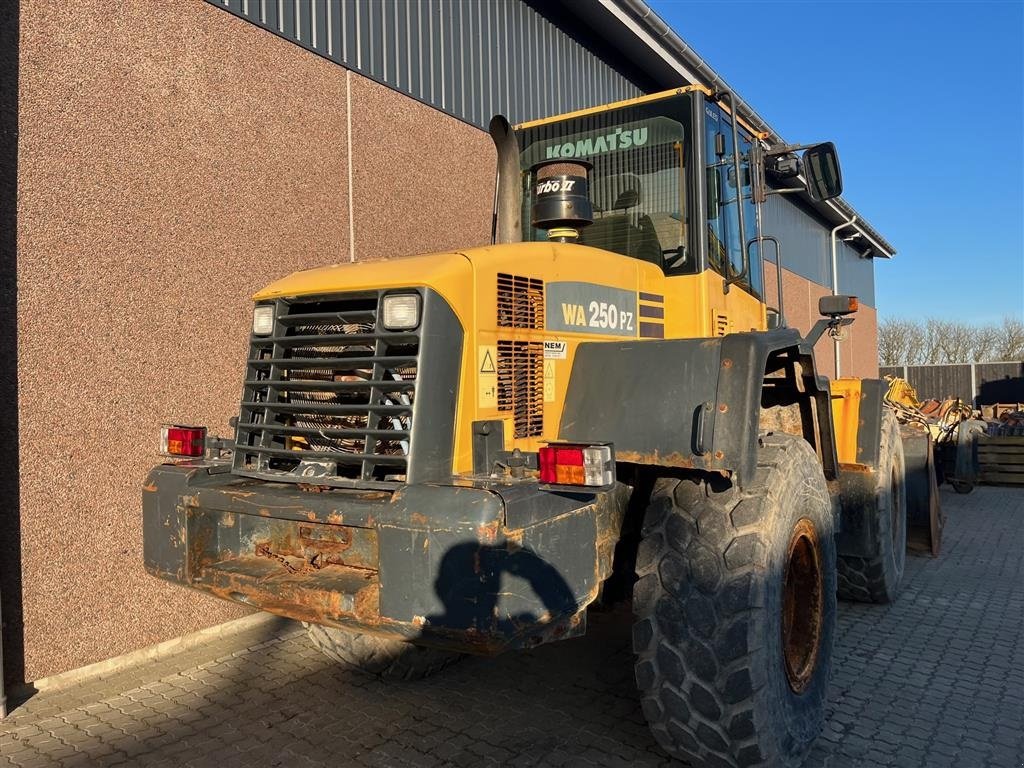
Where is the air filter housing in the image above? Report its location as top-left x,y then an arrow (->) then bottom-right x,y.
531,159 -> 593,241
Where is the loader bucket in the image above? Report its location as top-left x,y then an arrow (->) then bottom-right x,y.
900,425 -> 943,556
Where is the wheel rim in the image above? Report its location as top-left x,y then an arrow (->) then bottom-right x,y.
782,518 -> 824,694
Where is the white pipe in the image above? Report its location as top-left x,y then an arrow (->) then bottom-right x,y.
830,215 -> 857,377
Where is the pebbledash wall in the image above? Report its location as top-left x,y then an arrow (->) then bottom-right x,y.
3,0 -> 889,688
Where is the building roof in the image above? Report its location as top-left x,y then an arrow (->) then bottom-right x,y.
562,0 -> 896,259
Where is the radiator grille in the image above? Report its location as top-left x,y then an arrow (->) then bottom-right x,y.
497,273 -> 544,329
497,340 -> 544,438
233,293 -> 419,484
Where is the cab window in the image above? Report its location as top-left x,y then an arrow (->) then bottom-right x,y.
518,95 -> 696,275
704,103 -> 763,298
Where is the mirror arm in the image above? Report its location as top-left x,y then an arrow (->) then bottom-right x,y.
766,142 -> 819,156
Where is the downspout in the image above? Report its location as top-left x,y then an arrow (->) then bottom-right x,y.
830,215 -> 857,377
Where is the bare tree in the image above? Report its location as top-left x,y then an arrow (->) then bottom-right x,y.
878,318 -> 918,366
971,324 -> 1000,362
934,320 -> 976,363
920,318 -> 947,364
880,315 -> 1024,366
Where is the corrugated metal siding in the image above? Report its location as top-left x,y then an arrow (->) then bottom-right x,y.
760,193 -> 876,307
761,193 -> 831,288
206,0 -> 644,127
835,240 -> 875,307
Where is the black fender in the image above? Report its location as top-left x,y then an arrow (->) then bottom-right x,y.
558,328 -> 839,489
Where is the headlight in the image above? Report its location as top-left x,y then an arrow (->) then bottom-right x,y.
252,305 -> 274,335
382,294 -> 421,330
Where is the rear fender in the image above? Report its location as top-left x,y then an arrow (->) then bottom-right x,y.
558,328 -> 839,488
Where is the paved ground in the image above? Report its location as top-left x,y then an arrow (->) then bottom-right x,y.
2,486 -> 1022,768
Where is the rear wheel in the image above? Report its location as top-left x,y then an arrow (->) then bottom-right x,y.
633,433 -> 836,767
837,410 -> 908,603
305,624 -> 463,681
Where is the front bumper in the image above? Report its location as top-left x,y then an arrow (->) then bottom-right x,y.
143,461 -> 628,654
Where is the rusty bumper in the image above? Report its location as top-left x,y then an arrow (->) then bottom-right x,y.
143,461 -> 629,654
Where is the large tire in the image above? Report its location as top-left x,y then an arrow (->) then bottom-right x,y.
836,410 -> 908,603
304,623 -> 463,681
633,433 -> 836,768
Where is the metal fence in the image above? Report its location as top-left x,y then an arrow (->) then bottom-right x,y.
879,361 -> 1024,405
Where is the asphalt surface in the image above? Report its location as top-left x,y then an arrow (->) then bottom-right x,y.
1,486 -> 1022,767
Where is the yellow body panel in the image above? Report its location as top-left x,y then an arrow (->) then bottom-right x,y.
254,243 -> 769,475
514,84 -> 765,139
515,86 -> 711,130
829,378 -> 863,466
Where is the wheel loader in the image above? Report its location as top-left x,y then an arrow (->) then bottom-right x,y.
143,85 -> 940,766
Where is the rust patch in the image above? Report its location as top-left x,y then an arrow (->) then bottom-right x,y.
353,580 -> 380,620
298,525 -> 353,553
142,482 -> 158,493
326,512 -> 344,525
838,462 -> 873,474
477,520 -> 501,544
505,528 -> 524,549
409,511 -> 430,526
722,358 -> 733,369
615,449 -> 704,469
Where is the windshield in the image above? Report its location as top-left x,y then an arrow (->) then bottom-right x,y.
518,94 -> 695,275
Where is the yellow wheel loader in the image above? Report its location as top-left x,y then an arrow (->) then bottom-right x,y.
144,86 -> 938,766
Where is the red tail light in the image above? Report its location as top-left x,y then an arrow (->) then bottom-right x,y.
160,425 -> 207,457
539,443 -> 613,486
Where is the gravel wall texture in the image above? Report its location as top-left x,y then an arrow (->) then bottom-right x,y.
13,0 -> 491,683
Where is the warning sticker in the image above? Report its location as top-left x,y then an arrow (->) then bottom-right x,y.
543,360 -> 556,403
479,345 -> 497,408
543,340 -> 567,359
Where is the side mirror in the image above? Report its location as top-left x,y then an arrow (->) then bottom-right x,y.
818,294 -> 858,317
706,167 -> 720,221
803,142 -> 843,202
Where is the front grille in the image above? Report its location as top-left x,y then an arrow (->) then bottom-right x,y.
497,340 -> 544,438
233,292 -> 420,484
497,273 -> 544,329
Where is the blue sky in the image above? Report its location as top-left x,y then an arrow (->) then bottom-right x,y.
650,0 -> 1024,323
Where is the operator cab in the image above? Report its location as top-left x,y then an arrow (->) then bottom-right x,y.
518,94 -> 696,277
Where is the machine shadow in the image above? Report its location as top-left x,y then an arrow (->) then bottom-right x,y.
425,541 -> 579,637
62,542 -> 656,766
